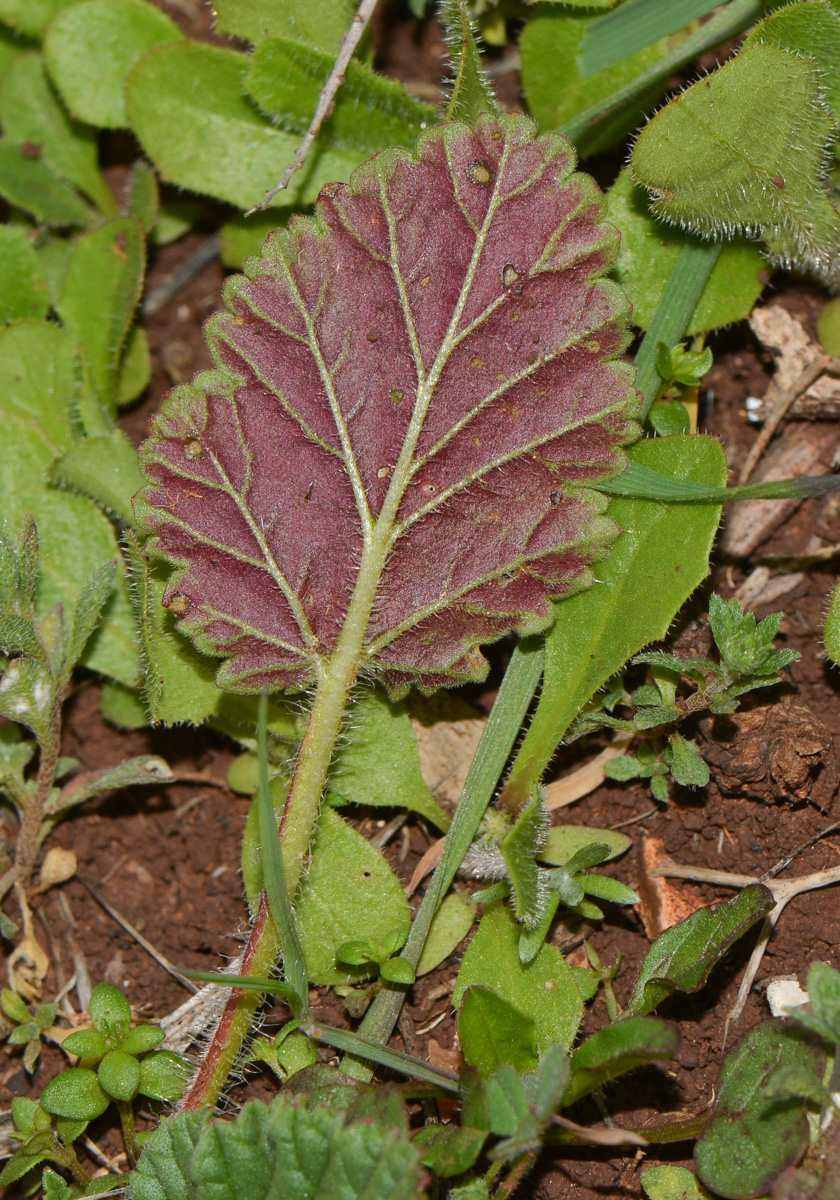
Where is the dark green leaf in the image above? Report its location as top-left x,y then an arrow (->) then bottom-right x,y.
414,1124 -> 487,1177
695,1021 -> 825,1199
564,1016 -> 680,1105
212,0 -> 356,52
98,1049 -> 140,1101
500,791 -> 547,927
62,1028 -> 107,1058
0,227 -> 50,323
624,884 -> 775,1017
88,982 -> 132,1032
0,140 -> 95,227
668,734 -> 709,788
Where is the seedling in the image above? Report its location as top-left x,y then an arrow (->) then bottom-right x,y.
1,987 -> 58,1074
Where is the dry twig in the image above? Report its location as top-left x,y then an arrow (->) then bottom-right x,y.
248,0 -> 380,214
739,354 -> 836,483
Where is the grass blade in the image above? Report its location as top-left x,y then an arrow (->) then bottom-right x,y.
579,0 -> 725,78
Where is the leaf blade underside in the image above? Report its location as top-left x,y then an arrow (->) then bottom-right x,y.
138,114 -> 639,696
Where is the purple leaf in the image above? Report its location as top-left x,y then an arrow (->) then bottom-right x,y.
137,114 -> 638,696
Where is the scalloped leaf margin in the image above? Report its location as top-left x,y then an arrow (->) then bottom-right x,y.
137,113 -> 639,697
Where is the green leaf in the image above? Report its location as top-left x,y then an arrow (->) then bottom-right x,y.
0,227 -> 49,323
521,5 -> 676,156
245,36 -> 436,153
575,872 -> 639,905
41,1067 -> 110,1120
608,169 -> 766,334
153,196 -> 201,246
564,1016 -> 680,1105
42,1168 -> 72,1200
642,1165 -> 712,1200
62,1028 -> 107,1058
294,808 -> 410,986
57,217 -> 145,411
63,559 -> 115,673
0,400 -> 137,683
695,1021 -> 825,1199
129,1095 -> 425,1200
125,41 -> 365,210
0,140 -> 95,227
500,791 -> 547,927
137,1050 -> 189,1103
744,0 -> 840,116
579,0 -> 720,77
124,161 -> 158,235
52,429 -> 144,522
328,689 -> 450,830
380,957 -> 415,985
504,435 -> 726,809
98,1049 -> 140,1101
459,985 -> 538,1077
219,211 -> 280,270
44,0 -> 182,129
538,825 -> 630,866
482,1066 -> 531,1138
89,982 -> 132,1032
0,0 -> 76,36
0,52 -> 114,214
790,961 -> 840,1042
667,733 -> 709,788
100,679 -> 148,729
453,901 -> 583,1055
116,323 -> 152,405
121,1024 -> 166,1056
212,0 -> 357,52
413,1124 -> 487,1177
0,1136 -> 60,1187
624,884 -> 775,1018
1,987 -> 30,1024
415,891 -> 474,976
631,43 -> 840,290
440,0 -> 497,124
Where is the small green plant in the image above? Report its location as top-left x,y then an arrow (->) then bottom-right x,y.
570,594 -> 800,802
1,987 -> 58,1074
1,982 -> 187,1191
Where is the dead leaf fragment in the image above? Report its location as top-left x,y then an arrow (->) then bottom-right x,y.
36,847 -> 77,893
749,304 -> 840,418
636,835 -> 706,940
409,694 -> 485,807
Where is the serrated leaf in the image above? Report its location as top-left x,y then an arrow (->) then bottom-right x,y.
126,41 -> 366,210
0,140 -> 95,227
695,1021 -> 825,1200
245,36 -> 437,153
130,1095 -> 424,1200
564,1015 -> 679,1105
521,5 -> 677,157
0,52 -> 114,214
44,0 -> 182,129
138,113 -> 637,696
57,217 -> 145,411
213,0 -> 357,52
607,168 -> 766,335
440,0 -> 497,125
0,227 -> 50,323
631,43 -> 840,289
454,900 -> 583,1054
624,884 -> 775,1018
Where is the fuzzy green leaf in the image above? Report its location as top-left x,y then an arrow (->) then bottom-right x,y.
41,1066 -> 110,1120
564,1016 -> 679,1105
454,901 -> 583,1055
56,217 -> 145,411
245,36 -> 436,153
504,435 -> 726,808
62,1028 -> 107,1058
137,1050 -> 189,1102
44,0 -> 182,129
129,1095 -> 424,1200
328,689 -> 450,830
695,1021 -> 825,1199
89,981 -> 132,1031
52,429 -> 144,522
121,1024 -> 166,1056
0,0 -> 75,36
212,0 -> 357,52
117,323 -> 152,406
608,169 -> 766,334
642,1165 -> 712,1200
125,161 -> 159,234
459,985 -> 539,1077
500,791 -> 547,928
440,0 -> 497,125
631,43 -> 840,289
744,0 -> 840,116
98,1049 -> 140,1101
0,140 -> 95,227
0,227 -> 50,323
667,732 -> 709,788
125,41 -> 365,210
413,1124 -> 487,1178
624,884 -> 775,1018
0,52 -> 114,214
64,559 -> 116,673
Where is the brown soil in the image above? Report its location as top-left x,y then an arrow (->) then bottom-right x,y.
4,7 -> 840,1200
